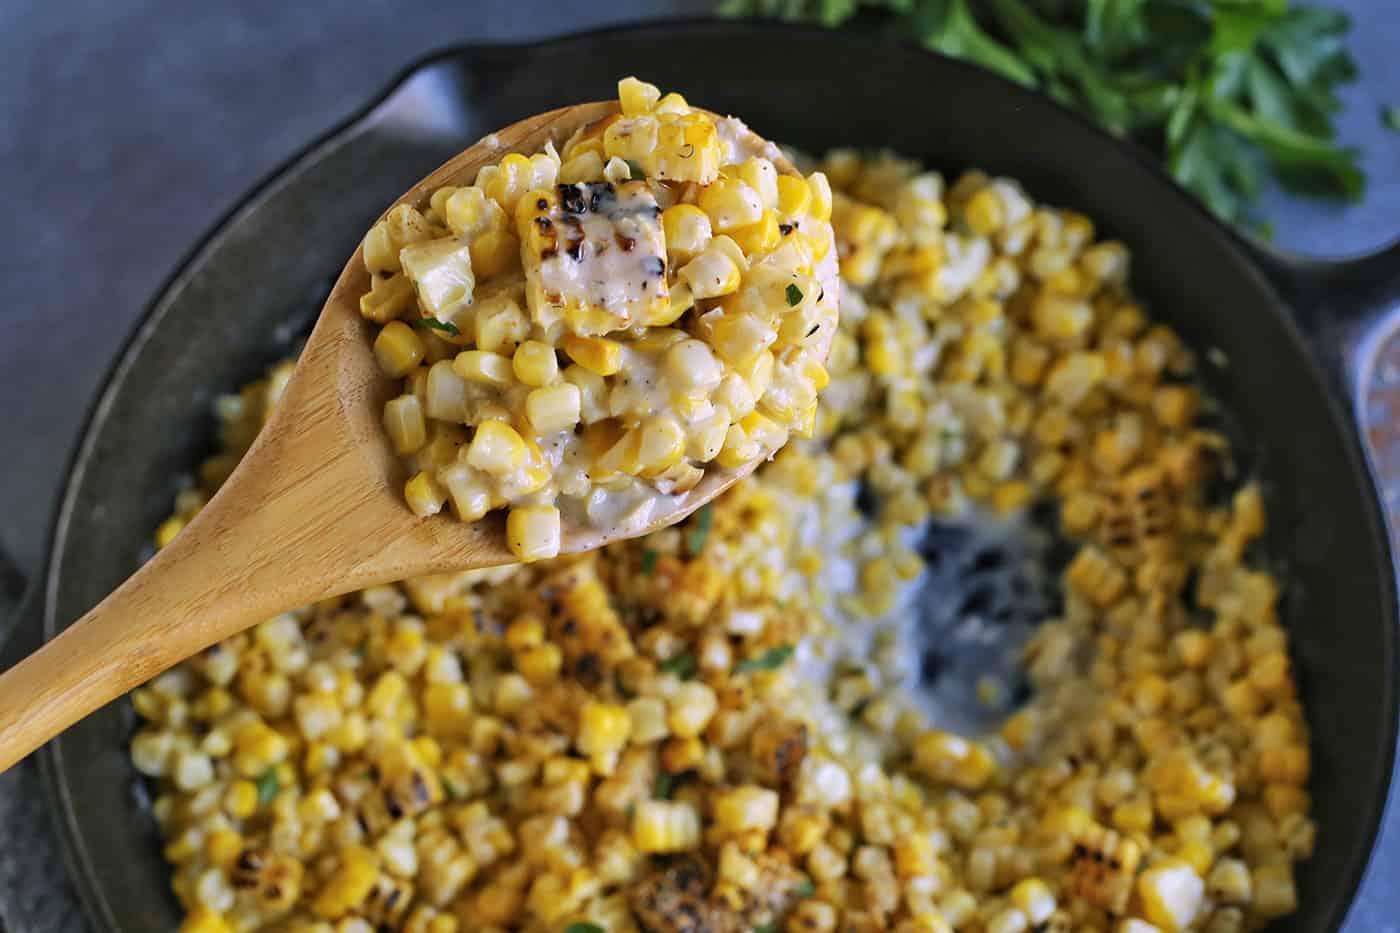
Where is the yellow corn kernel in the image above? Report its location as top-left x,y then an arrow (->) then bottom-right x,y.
562,334 -> 623,376
806,172 -> 833,221
312,846 -> 379,919
511,339 -> 560,387
1137,860 -> 1204,932
205,829 -> 244,868
729,210 -> 782,255
506,505 -> 561,562
652,112 -> 721,184
526,383 -> 582,434
636,414 -> 686,476
405,471 -> 448,517
913,730 -> 997,790
661,203 -> 713,262
679,244 -> 742,300
373,321 -> 427,377
444,186 -> 508,237
383,395 -> 427,455
423,682 -> 473,737
700,178 -> 765,232
618,76 -> 660,116
775,174 -> 813,219
360,273 -> 415,324
632,800 -> 701,853
713,785 -> 780,834
466,420 -> 527,475
453,349 -> 513,387
468,228 -> 520,280
179,907 -> 233,933
578,701 -> 632,772
224,780 -> 258,820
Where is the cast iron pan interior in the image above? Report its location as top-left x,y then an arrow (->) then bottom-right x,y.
37,20 -> 1396,932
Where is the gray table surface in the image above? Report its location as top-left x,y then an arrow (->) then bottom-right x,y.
1,1 -> 1397,930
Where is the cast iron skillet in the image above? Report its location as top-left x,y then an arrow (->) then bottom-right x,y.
1,19 -> 1397,932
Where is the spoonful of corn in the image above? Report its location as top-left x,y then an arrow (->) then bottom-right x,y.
0,78 -> 839,772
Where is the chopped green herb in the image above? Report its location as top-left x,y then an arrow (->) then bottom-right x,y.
352,643 -> 367,659
736,643 -> 795,674
785,283 -> 804,306
614,670 -> 635,700
625,159 -> 647,180
686,505 -> 714,556
751,925 -> 777,933
566,924 -> 606,933
256,769 -> 280,807
626,801 -> 637,821
658,652 -> 697,679
654,772 -> 676,799
796,876 -> 816,898
411,316 -> 460,336
441,777 -> 461,799
720,0 -> 1367,225
640,548 -> 659,576
1384,105 -> 1400,133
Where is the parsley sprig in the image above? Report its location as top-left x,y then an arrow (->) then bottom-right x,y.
720,0 -> 1364,225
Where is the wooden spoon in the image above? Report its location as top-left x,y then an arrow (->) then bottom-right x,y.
0,101 -> 832,772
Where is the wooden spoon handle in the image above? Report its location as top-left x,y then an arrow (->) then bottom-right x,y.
0,312 -> 398,770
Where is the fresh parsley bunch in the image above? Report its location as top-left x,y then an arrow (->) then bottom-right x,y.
719,0 -> 1364,226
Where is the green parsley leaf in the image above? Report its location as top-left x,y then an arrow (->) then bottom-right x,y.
411,317 -> 460,336
352,643 -> 367,659
751,925 -> 778,933
654,772 -> 676,799
719,0 -> 1367,225
796,876 -> 816,898
441,776 -> 461,799
658,652 -> 697,679
785,283 -> 804,306
566,924 -> 606,933
686,505 -> 714,556
625,159 -> 647,180
1384,105 -> 1400,133
640,548 -> 659,576
735,644 -> 795,674
256,769 -> 280,807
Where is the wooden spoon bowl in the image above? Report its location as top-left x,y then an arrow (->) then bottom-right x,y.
0,101 -> 829,772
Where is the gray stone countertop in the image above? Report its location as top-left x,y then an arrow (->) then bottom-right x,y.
0,1 -> 1396,930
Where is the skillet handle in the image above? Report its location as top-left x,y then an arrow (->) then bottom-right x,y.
1249,236 -> 1400,544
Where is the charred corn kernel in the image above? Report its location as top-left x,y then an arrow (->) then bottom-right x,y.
405,471 -> 448,517
633,800 -> 700,853
511,340 -> 559,387
383,395 -> 427,455
506,505 -> 560,562
661,204 -> 713,262
562,334 -> 623,376
373,322 -> 426,377
617,76 -> 660,115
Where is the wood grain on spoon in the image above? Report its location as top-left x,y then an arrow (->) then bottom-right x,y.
0,102 -> 829,773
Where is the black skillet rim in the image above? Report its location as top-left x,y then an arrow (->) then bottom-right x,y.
31,17 -> 1397,932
